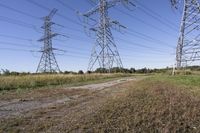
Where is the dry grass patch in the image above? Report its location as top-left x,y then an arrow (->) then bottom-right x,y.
71,78 -> 200,132
0,73 -> 131,91
1,76 -> 199,133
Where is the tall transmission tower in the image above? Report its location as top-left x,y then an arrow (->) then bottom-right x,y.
36,9 -> 60,73
171,0 -> 200,68
80,0 -> 135,72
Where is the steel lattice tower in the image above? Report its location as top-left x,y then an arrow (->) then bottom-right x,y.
81,0 -> 134,72
171,0 -> 200,68
36,9 -> 60,73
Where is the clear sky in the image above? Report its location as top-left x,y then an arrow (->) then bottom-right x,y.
0,0 -> 184,72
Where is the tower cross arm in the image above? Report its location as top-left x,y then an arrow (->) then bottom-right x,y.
82,0 -> 134,17
82,5 -> 100,17
107,0 -> 135,8
38,33 -> 59,42
110,20 -> 126,28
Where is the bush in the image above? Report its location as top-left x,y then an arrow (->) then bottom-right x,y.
78,70 -> 84,74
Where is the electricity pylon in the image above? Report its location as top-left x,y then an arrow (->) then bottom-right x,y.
81,0 -> 135,72
171,0 -> 200,68
36,9 -> 60,73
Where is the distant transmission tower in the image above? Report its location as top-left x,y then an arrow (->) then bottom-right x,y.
80,0 -> 135,72
36,9 -> 60,73
171,0 -> 200,68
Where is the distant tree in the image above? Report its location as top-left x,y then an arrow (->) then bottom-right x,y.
122,68 -> 131,73
87,71 -> 92,74
69,71 -> 77,75
1,69 -> 10,75
110,67 -> 122,73
130,68 -> 136,73
188,65 -> 200,71
10,71 -> 20,76
62,71 -> 78,74
19,72 -> 30,76
63,71 -> 70,74
78,70 -> 84,74
137,68 -> 148,73
95,68 -> 108,73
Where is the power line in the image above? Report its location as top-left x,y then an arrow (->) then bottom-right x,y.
62,20 -> 175,49
0,47 -> 34,52
0,36 -> 171,58
0,1 -> 83,34
0,3 -> 40,19
59,26 -> 171,54
58,15 -> 175,50
57,49 -> 173,59
26,0 -> 83,26
0,46 -> 172,63
58,53 -> 173,63
0,0 -> 176,71
0,41 -> 39,49
114,7 -> 177,37
56,0 -> 76,12
62,27 -> 171,55
54,2 -> 176,50
134,1 -> 178,31
55,24 -> 84,33
25,0 -> 174,52
135,0 -> 177,28
0,43 -> 170,59
56,41 -> 170,57
86,0 -> 96,6
0,15 -> 35,28
138,7 -> 177,31
0,15 -> 41,32
57,30 -> 172,54
116,37 -> 170,53
56,39 -> 171,57
126,29 -> 175,48
55,24 -> 173,55
0,34 -> 33,41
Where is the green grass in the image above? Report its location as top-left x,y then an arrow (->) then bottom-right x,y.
71,75 -> 200,132
0,73 -> 132,91
150,75 -> 200,87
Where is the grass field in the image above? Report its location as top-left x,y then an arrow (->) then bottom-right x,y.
0,73 -> 133,91
1,74 -> 200,132
70,75 -> 200,132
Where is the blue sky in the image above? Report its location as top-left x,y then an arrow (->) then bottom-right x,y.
0,0 -> 183,72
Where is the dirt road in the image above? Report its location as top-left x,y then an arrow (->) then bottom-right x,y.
0,76 -> 143,132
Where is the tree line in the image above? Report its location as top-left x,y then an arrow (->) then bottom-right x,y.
1,66 -> 200,76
